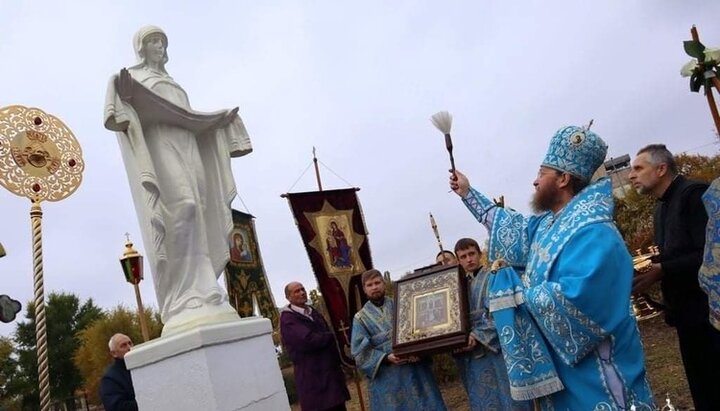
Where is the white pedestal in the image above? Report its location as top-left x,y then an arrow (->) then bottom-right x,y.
125,317 -> 289,411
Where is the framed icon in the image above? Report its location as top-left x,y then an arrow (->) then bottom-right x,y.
392,264 -> 469,357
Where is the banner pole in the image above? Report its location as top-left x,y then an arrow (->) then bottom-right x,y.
353,368 -> 367,411
313,147 -> 323,192
339,320 -> 366,411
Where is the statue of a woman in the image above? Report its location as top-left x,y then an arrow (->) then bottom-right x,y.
104,26 -> 252,336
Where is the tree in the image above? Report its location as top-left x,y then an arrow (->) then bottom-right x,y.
9,292 -> 103,410
0,336 -> 22,410
383,271 -> 394,298
615,153 -> 720,252
74,305 -> 162,405
614,187 -> 657,253
308,289 -> 329,322
676,152 -> 720,182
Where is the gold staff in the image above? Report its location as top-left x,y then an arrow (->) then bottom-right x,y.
0,105 -> 84,411
429,212 -> 444,254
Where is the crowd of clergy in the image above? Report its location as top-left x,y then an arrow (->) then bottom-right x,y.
280,126 -> 720,411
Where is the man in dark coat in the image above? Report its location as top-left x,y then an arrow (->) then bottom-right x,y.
630,144 -> 720,411
280,281 -> 350,411
99,333 -> 138,411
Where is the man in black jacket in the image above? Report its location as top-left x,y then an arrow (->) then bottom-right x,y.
630,144 -> 720,411
99,333 -> 138,411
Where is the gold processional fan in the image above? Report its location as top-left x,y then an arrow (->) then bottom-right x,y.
631,246 -> 664,321
0,105 -> 84,411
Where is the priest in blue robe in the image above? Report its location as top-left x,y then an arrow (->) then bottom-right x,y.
449,125 -> 655,410
351,269 -> 446,411
700,177 -> 720,336
452,238 -> 530,411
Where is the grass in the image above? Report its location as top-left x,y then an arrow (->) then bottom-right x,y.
639,316 -> 692,409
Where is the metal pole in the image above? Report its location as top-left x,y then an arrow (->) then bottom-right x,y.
133,282 -> 150,342
429,213 -> 444,253
30,201 -> 50,411
312,147 -> 323,192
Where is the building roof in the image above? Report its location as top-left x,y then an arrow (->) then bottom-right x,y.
604,154 -> 631,171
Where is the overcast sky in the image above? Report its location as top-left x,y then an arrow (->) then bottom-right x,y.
1,1 -> 719,337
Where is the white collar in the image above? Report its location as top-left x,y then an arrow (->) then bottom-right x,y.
290,304 -> 313,318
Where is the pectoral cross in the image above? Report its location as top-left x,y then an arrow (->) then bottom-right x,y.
337,320 -> 350,343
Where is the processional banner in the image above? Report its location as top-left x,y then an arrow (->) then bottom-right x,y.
286,188 -> 372,365
224,210 -> 279,330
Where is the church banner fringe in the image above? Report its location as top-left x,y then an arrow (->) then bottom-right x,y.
224,210 -> 279,331
286,188 -> 372,366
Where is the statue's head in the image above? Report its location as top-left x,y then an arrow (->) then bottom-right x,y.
133,25 -> 169,71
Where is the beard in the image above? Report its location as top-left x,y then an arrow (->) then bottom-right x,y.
369,290 -> 385,303
531,184 -> 560,213
633,184 -> 650,195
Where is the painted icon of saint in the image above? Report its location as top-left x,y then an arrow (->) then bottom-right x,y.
326,221 -> 352,268
230,231 -> 252,263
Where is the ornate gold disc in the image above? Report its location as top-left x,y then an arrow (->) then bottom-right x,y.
0,105 -> 84,202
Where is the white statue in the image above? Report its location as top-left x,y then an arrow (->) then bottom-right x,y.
103,26 -> 252,336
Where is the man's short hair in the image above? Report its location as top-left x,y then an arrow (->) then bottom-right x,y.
108,333 -> 125,352
361,269 -> 383,285
567,173 -> 589,195
454,238 -> 480,254
637,144 -> 678,176
550,169 -> 589,195
284,282 -> 299,298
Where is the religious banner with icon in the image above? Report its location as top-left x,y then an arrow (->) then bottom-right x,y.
224,210 -> 279,330
285,188 -> 372,365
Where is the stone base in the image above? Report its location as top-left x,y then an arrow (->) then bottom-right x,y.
125,317 -> 288,411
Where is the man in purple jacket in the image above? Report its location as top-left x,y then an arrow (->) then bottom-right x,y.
280,281 -> 350,411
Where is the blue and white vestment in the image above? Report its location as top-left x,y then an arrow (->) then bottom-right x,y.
351,297 -> 446,411
700,177 -> 720,331
454,269 -> 531,410
464,178 -> 655,411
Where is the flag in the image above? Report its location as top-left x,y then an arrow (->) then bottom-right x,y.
285,188 -> 372,365
224,210 -> 279,330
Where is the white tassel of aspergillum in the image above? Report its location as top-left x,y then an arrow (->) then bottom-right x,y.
431,111 -> 453,135
431,111 -> 456,172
